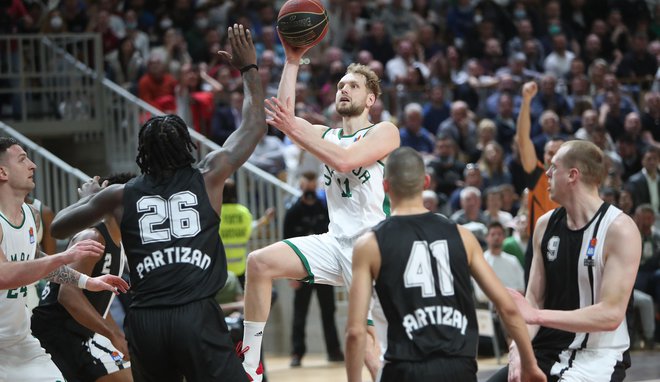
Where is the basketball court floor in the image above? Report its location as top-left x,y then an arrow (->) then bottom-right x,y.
265,350 -> 660,382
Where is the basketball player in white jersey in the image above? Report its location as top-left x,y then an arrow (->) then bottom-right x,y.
239,41 -> 399,380
0,138 -> 129,381
494,140 -> 641,382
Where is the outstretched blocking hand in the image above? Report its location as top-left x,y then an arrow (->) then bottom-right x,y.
78,176 -> 103,198
85,273 -> 130,295
217,24 -> 256,70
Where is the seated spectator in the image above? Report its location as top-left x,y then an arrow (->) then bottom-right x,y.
479,141 -> 512,189
483,186 -> 514,228
532,110 -> 566,161
426,134 -> 466,199
450,186 -> 488,226
123,9 -> 149,59
449,163 -> 484,212
616,32 -> 657,90
438,100 -> 479,162
422,85 -> 451,136
530,74 -> 571,127
137,50 -> 177,113
211,90 -> 243,145
105,36 -> 144,93
476,119 -> 497,159
543,32 -> 576,81
247,134 -> 286,177
399,103 -> 435,155
617,133 -> 643,181
640,92 -> 660,148
502,213 -> 529,267
473,222 -> 525,304
626,147 -> 660,215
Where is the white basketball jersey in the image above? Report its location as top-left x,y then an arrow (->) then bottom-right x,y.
322,126 -> 389,239
0,203 -> 38,347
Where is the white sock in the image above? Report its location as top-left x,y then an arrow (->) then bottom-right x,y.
242,321 -> 266,369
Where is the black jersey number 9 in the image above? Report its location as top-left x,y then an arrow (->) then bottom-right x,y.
137,191 -> 201,244
404,240 -> 454,298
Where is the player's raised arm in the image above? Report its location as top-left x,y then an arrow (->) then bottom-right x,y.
202,24 -> 266,186
515,81 -> 539,174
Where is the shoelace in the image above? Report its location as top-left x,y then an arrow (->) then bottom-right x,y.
235,341 -> 250,359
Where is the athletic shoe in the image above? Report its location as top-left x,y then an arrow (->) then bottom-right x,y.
290,354 -> 302,367
236,341 -> 263,382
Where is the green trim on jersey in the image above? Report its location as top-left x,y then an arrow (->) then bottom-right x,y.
367,319 -> 374,326
338,124 -> 375,139
382,195 -> 391,216
283,239 -> 315,284
321,127 -> 333,139
0,205 -> 27,229
377,160 -> 385,167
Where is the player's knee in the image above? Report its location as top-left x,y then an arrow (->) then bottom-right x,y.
246,249 -> 272,278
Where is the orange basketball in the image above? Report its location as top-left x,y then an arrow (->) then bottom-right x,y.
276,0 -> 329,48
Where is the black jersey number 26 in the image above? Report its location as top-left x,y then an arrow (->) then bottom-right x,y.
136,191 -> 202,244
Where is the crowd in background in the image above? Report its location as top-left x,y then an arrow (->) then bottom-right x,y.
4,0 -> 660,348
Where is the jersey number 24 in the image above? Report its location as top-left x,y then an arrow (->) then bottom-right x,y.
404,240 -> 454,297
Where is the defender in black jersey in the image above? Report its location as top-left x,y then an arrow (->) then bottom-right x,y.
346,147 -> 545,382
490,141 -> 641,382
50,25 -> 265,382
31,174 -> 133,382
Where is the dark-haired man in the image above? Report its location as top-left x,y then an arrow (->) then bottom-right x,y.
32,173 -> 135,382
0,137 -> 128,381
50,24 -> 265,381
346,147 -> 545,382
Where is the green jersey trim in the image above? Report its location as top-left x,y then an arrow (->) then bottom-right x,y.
0,205 -> 27,229
338,124 -> 375,139
382,195 -> 391,216
283,239 -> 315,284
321,127 -> 333,139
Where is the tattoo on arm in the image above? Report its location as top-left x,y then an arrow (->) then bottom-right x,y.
45,265 -> 80,285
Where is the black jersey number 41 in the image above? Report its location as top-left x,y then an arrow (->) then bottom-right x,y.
404,240 -> 455,298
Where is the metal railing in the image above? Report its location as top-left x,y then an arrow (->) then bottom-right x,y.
0,121 -> 89,212
0,34 -> 104,134
99,80 -> 300,248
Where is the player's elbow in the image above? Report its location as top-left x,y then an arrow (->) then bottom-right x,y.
333,158 -> 355,173
600,307 -> 626,331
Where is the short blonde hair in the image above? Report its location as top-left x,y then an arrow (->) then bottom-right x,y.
346,63 -> 382,99
558,140 -> 606,186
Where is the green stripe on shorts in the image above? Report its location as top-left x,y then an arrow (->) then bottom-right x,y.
283,240 -> 315,284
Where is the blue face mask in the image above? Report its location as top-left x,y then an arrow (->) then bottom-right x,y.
299,70 -> 311,83
514,9 -> 526,19
126,21 -> 138,30
549,24 -> 561,35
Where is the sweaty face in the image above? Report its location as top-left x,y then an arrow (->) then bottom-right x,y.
336,73 -> 370,117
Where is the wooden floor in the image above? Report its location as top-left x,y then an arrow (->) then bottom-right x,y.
265,350 -> 660,382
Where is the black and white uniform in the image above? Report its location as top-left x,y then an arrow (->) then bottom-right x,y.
372,212 -> 479,382
31,222 -> 128,381
121,167 -> 246,382
534,203 -> 630,381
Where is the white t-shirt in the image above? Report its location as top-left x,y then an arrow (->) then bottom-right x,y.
473,249 -> 525,303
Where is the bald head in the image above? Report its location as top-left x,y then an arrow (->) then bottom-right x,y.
385,147 -> 426,199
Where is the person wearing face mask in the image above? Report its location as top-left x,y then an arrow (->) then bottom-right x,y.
123,9 -> 149,60
283,172 -> 344,368
185,9 -> 212,63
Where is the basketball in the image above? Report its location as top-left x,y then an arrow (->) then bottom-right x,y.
276,0 -> 329,48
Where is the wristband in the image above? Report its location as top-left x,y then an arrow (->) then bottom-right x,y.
78,274 -> 89,289
240,64 -> 258,74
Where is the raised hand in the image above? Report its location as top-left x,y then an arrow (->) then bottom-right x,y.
217,24 -> 256,70
62,239 -> 105,263
522,82 -> 538,102
277,28 -> 311,64
265,96 -> 296,135
78,176 -> 103,198
85,273 -> 130,294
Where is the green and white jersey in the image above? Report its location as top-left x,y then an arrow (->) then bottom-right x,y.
0,203 -> 38,347
322,125 -> 390,240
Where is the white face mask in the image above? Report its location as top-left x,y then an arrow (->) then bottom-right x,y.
195,18 -> 209,29
51,16 -> 63,29
160,18 -> 173,30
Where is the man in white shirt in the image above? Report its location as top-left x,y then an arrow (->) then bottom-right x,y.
474,222 -> 525,303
